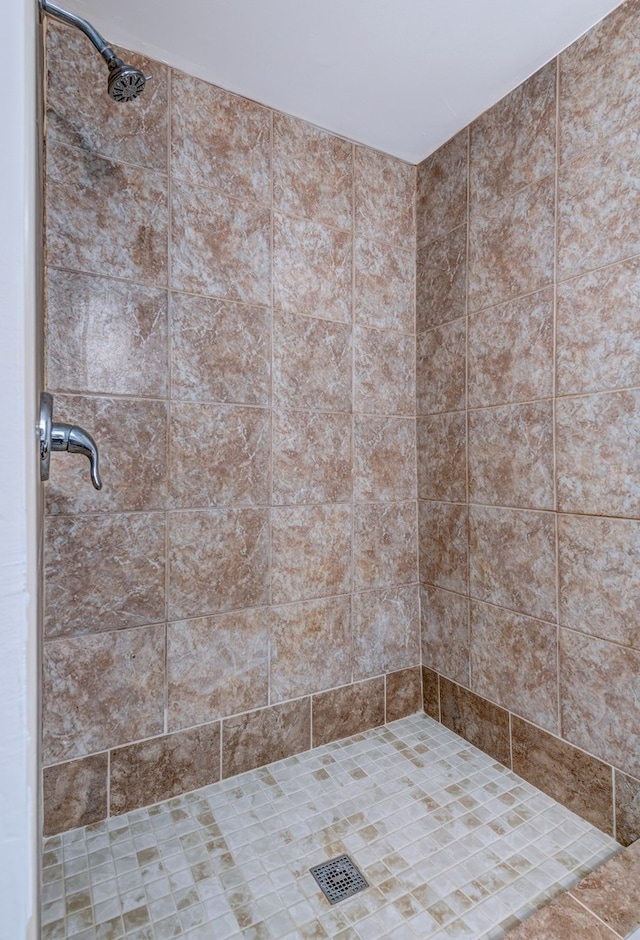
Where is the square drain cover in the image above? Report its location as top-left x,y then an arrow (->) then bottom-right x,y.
310,854 -> 369,904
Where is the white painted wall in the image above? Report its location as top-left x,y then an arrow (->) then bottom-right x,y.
0,0 -> 40,936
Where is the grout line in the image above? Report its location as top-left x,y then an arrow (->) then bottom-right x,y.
612,765 -> 617,842
464,126 -> 473,694
553,54 -> 562,740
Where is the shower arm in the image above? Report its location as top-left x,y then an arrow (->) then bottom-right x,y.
40,0 -> 119,69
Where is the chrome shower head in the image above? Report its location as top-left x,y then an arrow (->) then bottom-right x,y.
107,58 -> 147,102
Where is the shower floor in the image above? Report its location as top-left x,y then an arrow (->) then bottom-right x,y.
41,713 -> 620,940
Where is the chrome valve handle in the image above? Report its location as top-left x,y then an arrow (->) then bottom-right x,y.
39,392 -> 102,490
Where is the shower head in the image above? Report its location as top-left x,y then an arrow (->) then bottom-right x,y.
40,0 -> 149,103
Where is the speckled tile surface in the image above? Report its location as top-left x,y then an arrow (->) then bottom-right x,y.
41,714 -> 620,939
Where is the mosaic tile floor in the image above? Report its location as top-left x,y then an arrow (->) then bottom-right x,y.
42,714 -> 620,939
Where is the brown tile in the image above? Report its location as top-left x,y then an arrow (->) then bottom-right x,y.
272,409 -> 351,504
422,666 -> 440,721
273,311 -> 351,412
167,509 -> 269,619
469,401 -> 554,511
570,844 -> 640,936
386,667 -> 422,722
352,585 -> 420,680
470,601 -> 558,732
417,413 -> 466,502
615,771 -> 640,847
559,514 -> 640,649
416,130 -> 468,245
169,402 -> 270,508
416,225 -> 467,332
556,390 -> 640,518
171,71 -> 270,203
46,142 -> 168,285
416,318 -> 466,416
46,269 -> 168,397
354,327 -> 415,416
354,416 -> 416,502
43,754 -> 108,835
439,678 -> 510,766
420,586 -> 469,686
470,62 -> 556,206
273,113 -> 352,231
110,723 -> 220,816
559,0 -> 640,165
468,288 -> 553,408
222,699 -> 311,778
44,512 -> 166,638
170,178 -> 270,304
469,505 -> 557,621
469,177 -> 555,311
560,629 -> 640,779
507,893 -> 619,939
558,125 -> 640,281
273,213 -> 352,322
170,293 -> 270,406
353,502 -> 418,590
419,501 -> 468,594
167,611 -> 268,729
42,625 -> 165,763
511,715 -> 613,834
355,146 -> 414,248
557,257 -> 640,396
271,505 -> 352,604
270,596 -> 352,701
312,678 -> 385,747
354,238 -> 415,333
46,21 -> 168,171
44,395 -> 168,514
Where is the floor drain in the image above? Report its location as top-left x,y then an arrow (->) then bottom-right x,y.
310,854 -> 369,904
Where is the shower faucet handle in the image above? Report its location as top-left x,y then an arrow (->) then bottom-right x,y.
39,392 -> 102,490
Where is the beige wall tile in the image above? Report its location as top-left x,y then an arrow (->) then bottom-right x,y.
46,22 -> 168,170
171,71 -> 270,203
354,237 -> 415,333
354,416 -> 416,502
170,292 -> 270,406
273,311 -> 352,412
45,395 -> 168,514
170,179 -> 270,304
440,678 -> 511,766
511,715 -> 613,834
470,601 -> 558,732
422,666 -> 440,720
169,402 -> 270,508
46,142 -> 168,285
272,409 -> 352,505
352,585 -> 420,679
560,629 -> 640,779
416,129 -> 468,245
355,146 -> 415,248
417,413 -> 466,502
354,502 -> 418,590
416,226 -> 467,332
46,269 -> 168,397
42,625 -> 165,763
354,326 -> 415,416
273,213 -> 352,322
615,770 -> 640,847
110,723 -> 220,816
507,893 -> 619,939
273,113 -> 353,231
386,667 -> 423,722
43,754 -> 108,836
420,586 -> 469,686
469,505 -> 557,622
469,401 -> 554,511
419,501 -> 468,594
168,509 -> 269,619
44,512 -> 166,638
312,678 -> 385,746
417,319 -> 466,415
167,611 -> 268,729
570,841 -> 640,936
468,288 -> 553,408
271,505 -> 352,604
222,699 -> 311,777
270,596 -> 352,701
557,389 -> 640,518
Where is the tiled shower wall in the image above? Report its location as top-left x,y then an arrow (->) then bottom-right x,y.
42,20 -> 420,834
417,0 -> 640,847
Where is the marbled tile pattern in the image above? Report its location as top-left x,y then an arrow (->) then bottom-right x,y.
41,714 -> 620,940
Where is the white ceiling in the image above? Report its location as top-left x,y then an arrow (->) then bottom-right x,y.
61,0 -> 624,163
